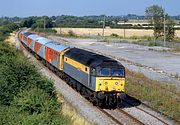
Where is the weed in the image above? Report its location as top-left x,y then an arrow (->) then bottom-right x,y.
126,70 -> 180,120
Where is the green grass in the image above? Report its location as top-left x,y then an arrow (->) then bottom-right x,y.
125,70 -> 180,121
169,47 -> 180,52
128,35 -> 154,41
174,37 -> 180,42
0,41 -> 70,125
98,38 -> 112,43
0,24 -> 70,124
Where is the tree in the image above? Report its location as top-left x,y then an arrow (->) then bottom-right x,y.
30,16 -> 53,30
20,17 -> 36,28
166,17 -> 175,41
145,5 -> 164,39
145,5 -> 175,41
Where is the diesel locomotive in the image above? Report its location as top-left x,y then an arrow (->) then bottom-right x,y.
19,30 -> 126,107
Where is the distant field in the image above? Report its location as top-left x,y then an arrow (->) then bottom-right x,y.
54,28 -> 180,38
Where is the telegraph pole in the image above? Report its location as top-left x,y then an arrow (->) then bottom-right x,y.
124,19 -> 126,38
163,10 -> 166,47
44,18 -> 46,30
102,15 -> 105,37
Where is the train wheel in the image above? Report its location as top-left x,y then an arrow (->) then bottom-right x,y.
108,94 -> 117,108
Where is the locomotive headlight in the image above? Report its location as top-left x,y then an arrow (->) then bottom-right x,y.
104,82 -> 108,85
115,82 -> 119,85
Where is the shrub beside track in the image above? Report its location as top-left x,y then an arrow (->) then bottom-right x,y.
0,25 -> 70,125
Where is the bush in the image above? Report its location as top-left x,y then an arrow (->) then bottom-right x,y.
0,23 -> 19,41
10,87 -> 70,125
110,33 -> 119,37
0,104 -> 28,125
0,104 -> 69,125
12,87 -> 59,114
0,56 -> 55,105
0,34 -> 70,124
148,41 -> 159,46
20,112 -> 69,125
0,42 -> 56,105
68,30 -> 76,36
126,70 -> 180,120
0,22 -> 70,124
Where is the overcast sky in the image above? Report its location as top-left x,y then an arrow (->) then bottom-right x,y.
0,0 -> 179,17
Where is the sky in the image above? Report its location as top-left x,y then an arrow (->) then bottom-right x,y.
0,0 -> 179,17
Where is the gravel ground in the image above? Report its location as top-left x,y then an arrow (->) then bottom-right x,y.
103,109 -> 140,125
121,105 -> 169,125
49,36 -> 180,90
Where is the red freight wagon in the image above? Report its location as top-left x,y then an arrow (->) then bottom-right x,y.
27,37 -> 33,47
45,42 -> 69,69
34,38 -> 52,59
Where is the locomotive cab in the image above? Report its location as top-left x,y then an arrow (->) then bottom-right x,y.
90,60 -> 125,93
94,67 -> 125,92
63,47 -> 126,107
90,60 -> 126,106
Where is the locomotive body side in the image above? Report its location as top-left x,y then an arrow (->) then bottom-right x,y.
34,38 -> 52,59
21,32 -> 34,45
63,55 -> 93,90
45,42 -> 69,70
27,34 -> 40,51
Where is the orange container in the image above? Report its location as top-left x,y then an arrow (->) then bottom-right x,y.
45,47 -> 59,63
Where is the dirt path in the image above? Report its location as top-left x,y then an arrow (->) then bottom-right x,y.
5,32 -> 16,45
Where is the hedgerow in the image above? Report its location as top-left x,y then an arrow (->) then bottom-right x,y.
0,24 -> 70,125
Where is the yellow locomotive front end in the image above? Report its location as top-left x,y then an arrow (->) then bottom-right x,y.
91,65 -> 126,107
96,77 -> 125,92
95,67 -> 125,92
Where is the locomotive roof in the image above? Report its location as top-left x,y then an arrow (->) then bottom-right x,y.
45,42 -> 69,52
64,48 -> 124,68
28,34 -> 41,41
36,37 -> 53,45
22,32 -> 34,37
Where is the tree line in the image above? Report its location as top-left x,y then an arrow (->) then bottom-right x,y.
0,5 -> 176,41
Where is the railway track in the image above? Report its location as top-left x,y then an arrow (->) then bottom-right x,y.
97,107 -> 124,125
121,99 -> 169,125
97,102 -> 170,125
117,108 -> 145,125
134,98 -> 180,124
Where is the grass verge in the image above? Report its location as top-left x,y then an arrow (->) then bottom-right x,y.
169,47 -> 180,52
0,24 -> 70,124
0,41 -> 70,125
125,70 -> 180,121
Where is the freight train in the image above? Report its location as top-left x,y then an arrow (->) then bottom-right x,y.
19,30 -> 126,107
